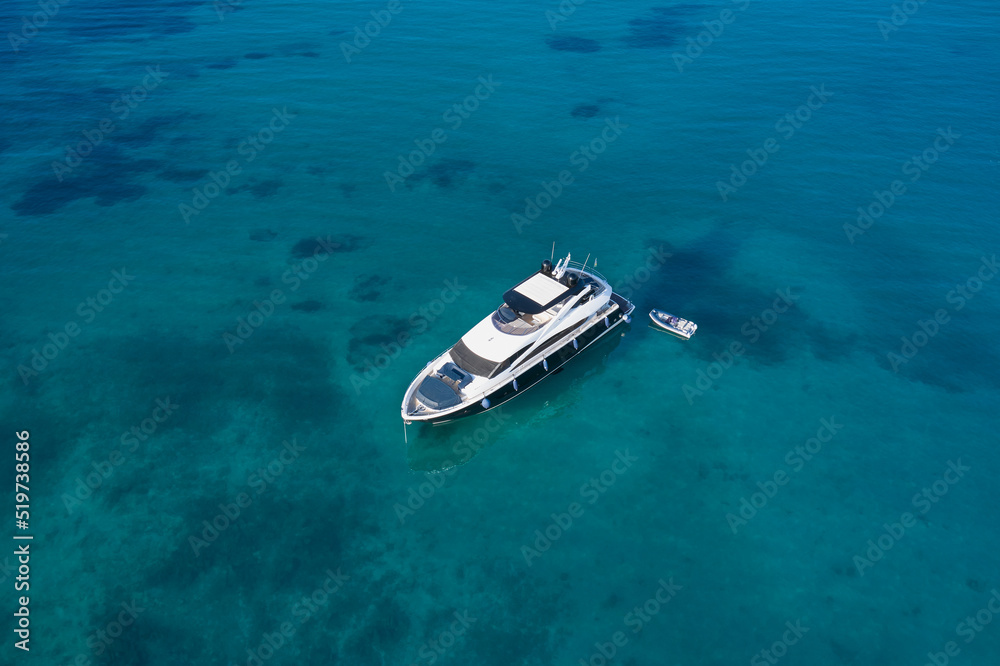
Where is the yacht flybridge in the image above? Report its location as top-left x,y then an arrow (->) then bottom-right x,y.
402,253 -> 635,424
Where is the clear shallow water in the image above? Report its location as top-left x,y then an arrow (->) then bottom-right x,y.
1,0 -> 999,664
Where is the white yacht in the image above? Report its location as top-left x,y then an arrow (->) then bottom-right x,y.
401,253 -> 634,424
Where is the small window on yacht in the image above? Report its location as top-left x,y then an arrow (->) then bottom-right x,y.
488,346 -> 529,379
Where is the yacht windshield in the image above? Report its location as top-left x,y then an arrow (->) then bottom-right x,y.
450,339 -> 499,377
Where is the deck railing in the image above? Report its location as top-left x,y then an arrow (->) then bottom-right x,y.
565,260 -> 607,283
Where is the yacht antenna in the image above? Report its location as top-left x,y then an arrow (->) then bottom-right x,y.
551,242 -> 555,262
581,253 -> 591,273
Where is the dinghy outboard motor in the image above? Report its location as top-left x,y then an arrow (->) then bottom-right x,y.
541,260 -> 553,274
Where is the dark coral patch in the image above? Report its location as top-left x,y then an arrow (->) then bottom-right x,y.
12,144 -> 158,216
278,42 -> 322,57
205,57 -> 238,70
546,35 -> 601,53
228,178 -> 283,199
571,103 -> 599,119
349,275 -> 389,302
249,179 -> 283,198
291,300 -> 323,312
410,158 -> 476,189
626,4 -> 706,48
348,315 -> 411,370
290,234 -> 368,259
171,63 -> 202,79
159,167 -> 208,183
65,0 -> 201,41
116,114 -> 195,148
291,237 -> 326,258
342,598 -> 412,663
249,228 -> 278,242
430,159 -> 475,188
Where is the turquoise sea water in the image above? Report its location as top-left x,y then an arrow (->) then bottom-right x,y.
2,0 -> 999,664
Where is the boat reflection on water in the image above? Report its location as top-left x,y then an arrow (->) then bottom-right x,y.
405,323 -> 630,472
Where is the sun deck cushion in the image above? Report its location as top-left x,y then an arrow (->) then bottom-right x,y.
416,376 -> 461,409
503,271 -> 582,314
439,362 -> 472,388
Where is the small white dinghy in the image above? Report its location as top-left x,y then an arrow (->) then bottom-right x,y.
649,309 -> 697,339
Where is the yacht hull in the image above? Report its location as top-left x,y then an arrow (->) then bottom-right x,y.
407,292 -> 633,425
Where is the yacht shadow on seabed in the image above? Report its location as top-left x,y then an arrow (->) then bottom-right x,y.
404,323 -> 630,472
